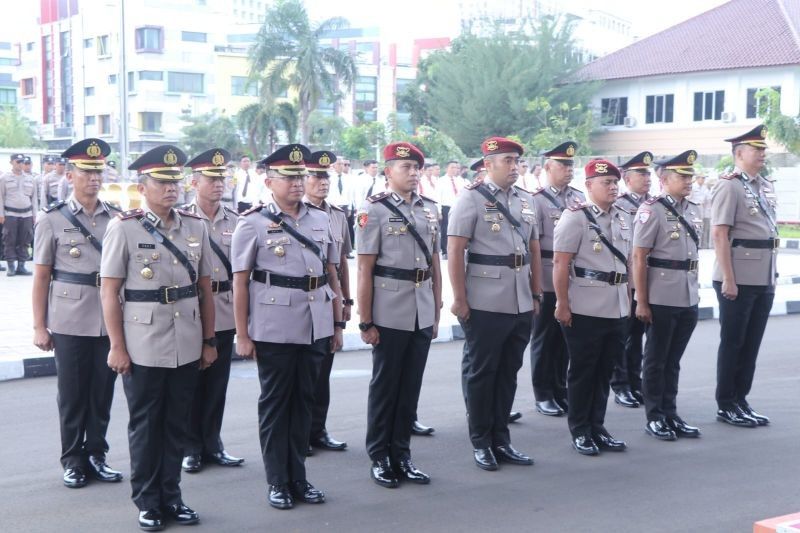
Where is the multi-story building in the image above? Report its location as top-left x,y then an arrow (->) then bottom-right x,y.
0,41 -> 19,111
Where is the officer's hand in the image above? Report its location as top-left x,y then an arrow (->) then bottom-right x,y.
533,299 -> 541,316
236,336 -> 256,359
33,327 -> 54,352
331,329 -> 344,352
451,300 -> 470,321
343,304 -> 352,322
107,347 -> 132,375
361,326 -> 380,346
636,303 -> 653,324
554,302 -> 572,327
200,345 -> 218,370
432,321 -> 439,340
721,278 -> 738,300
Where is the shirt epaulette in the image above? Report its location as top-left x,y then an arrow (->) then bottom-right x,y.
305,202 -> 325,211
644,197 -> 659,206
223,205 -> 240,217
241,203 -> 263,216
464,180 -> 482,190
513,185 -> 531,194
568,202 -> 589,212
118,208 -> 144,220
177,208 -> 202,219
532,187 -> 545,195
178,203 -> 193,211
368,191 -> 390,203
104,201 -> 122,212
42,200 -> 66,213
720,171 -> 740,180
328,203 -> 345,212
419,194 -> 438,204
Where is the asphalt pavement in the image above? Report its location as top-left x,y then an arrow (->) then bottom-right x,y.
1,317 -> 799,532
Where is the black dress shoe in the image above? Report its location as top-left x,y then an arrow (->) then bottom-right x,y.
88,455 -> 123,482
473,447 -> 498,471
182,454 -> 202,473
15,263 -> 31,275
290,480 -> 325,503
631,390 -> 644,404
394,458 -> 431,484
667,416 -> 701,438
592,431 -> 627,451
63,467 -> 88,488
370,457 -> 399,488
411,420 -> 435,436
207,450 -> 244,466
138,509 -> 164,531
268,484 -> 294,509
738,403 -> 769,426
535,399 -> 565,417
493,445 -> 534,465
164,503 -> 199,525
717,408 -> 757,428
614,390 -> 640,408
646,420 -> 677,441
554,398 -> 569,413
508,411 -> 522,423
573,436 -> 599,456
310,433 -> 347,450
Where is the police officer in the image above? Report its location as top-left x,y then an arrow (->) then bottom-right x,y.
611,151 -> 654,409
632,150 -> 703,441
448,137 -> 541,471
180,148 -> 245,473
470,158 -> 486,182
530,141 -> 584,417
102,145 -> 218,530
356,142 -> 442,487
712,124 -> 775,427
1,153 -> 38,275
304,150 -> 352,452
42,157 -> 67,206
553,159 -> 630,456
32,138 -> 122,489
231,144 -> 343,510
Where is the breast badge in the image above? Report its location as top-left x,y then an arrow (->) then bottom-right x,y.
140,266 -> 154,279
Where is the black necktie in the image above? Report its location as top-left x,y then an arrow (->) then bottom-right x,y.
242,171 -> 251,197
367,177 -> 375,198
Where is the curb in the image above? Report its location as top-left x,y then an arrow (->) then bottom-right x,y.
3,301 -> 800,382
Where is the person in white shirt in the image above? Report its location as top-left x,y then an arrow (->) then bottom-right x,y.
328,157 -> 356,249
436,160 -> 466,258
233,155 -> 261,212
689,174 -> 713,248
418,163 -> 438,198
356,159 -> 384,203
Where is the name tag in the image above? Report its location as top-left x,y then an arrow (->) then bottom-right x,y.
267,229 -> 284,234
138,243 -> 156,249
521,209 -> 534,215
388,217 -> 404,222
63,227 -> 81,233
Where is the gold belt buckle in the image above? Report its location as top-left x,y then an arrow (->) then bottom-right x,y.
211,280 -> 220,294
613,272 -> 624,285
514,254 -> 523,268
415,269 -> 426,283
689,260 -> 698,272
307,276 -> 319,291
163,285 -> 179,304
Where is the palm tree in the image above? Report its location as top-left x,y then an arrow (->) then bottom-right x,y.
249,0 -> 357,143
236,95 -> 298,157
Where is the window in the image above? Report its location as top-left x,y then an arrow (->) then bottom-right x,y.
84,86 -> 94,96
140,112 -> 162,132
108,74 -> 117,84
0,88 -> 16,106
645,94 -> 674,124
693,90 -> 724,121
0,58 -> 17,66
395,78 -> 414,133
98,114 -> 111,135
231,76 -> 257,96
83,38 -> 92,49
746,86 -> 781,119
128,71 -> 135,91
354,76 -> 377,121
167,72 -> 204,93
84,115 -> 95,125
97,35 -> 110,57
600,97 -> 627,126
181,31 -> 207,43
135,27 -> 163,52
139,70 -> 163,81
355,42 -> 375,63
21,78 -> 34,97
26,42 -> 34,51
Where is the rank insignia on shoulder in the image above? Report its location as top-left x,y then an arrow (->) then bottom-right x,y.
568,203 -> 585,212
118,208 -> 144,220
223,205 -> 240,217
644,197 -> 659,205
419,194 -> 438,203
43,200 -> 66,213
177,208 -> 202,219
240,204 -> 264,216
464,180 -> 481,190
720,171 -> 741,180
368,191 -> 390,203
357,211 -> 369,228
532,187 -> 544,195
103,201 -> 122,212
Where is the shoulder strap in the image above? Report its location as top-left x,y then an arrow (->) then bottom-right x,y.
138,215 -> 197,283
378,198 -> 432,267
57,204 -> 102,253
621,194 -> 640,210
738,176 -> 778,233
656,197 -> 700,249
580,207 -> 628,270
473,184 -> 530,254
538,188 -> 563,210
208,237 -> 233,280
260,209 -> 325,263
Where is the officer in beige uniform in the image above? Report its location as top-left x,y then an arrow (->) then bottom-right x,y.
554,159 -> 630,456
102,145 -> 217,531
632,150 -> 703,441
356,142 -> 442,487
42,157 -> 68,206
712,124 -> 776,428
530,141 -> 584,417
32,138 -> 122,489
1,153 -> 38,275
448,137 -> 542,472
231,144 -> 343,510
180,148 -> 244,474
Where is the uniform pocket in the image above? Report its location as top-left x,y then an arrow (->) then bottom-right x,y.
123,305 -> 153,325
260,289 -> 291,306
732,248 -> 763,260
52,280 -> 81,300
374,278 -> 399,291
467,265 -> 502,279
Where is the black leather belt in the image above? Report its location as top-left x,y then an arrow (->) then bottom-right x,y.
52,269 -> 101,287
124,284 -> 198,304
252,270 -> 328,291
574,267 -> 628,285
731,238 -> 780,249
211,280 -> 232,293
647,257 -> 699,271
374,265 -> 431,283
541,249 -> 554,259
467,252 -> 530,268
4,206 -> 31,214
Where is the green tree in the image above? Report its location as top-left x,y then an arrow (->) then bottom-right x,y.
180,112 -> 242,156
307,110 -> 347,149
249,0 -> 357,143
339,121 -> 386,161
236,92 -> 298,158
0,107 -> 43,148
757,88 -> 800,155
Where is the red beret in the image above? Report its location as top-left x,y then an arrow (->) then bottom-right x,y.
383,142 -> 424,167
481,137 -> 524,157
584,159 -> 621,179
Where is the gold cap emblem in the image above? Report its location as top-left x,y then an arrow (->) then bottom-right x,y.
486,140 -> 498,151
566,145 -> 576,157
289,147 -> 303,163
211,151 -> 225,166
643,154 -> 652,165
395,146 -> 410,158
687,151 -> 697,165
164,149 -> 178,166
319,153 -> 331,166
86,142 -> 102,158
595,163 -> 608,174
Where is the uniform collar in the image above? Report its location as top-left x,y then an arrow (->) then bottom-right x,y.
142,201 -> 182,229
483,179 -> 516,196
187,200 -> 226,222
265,198 -> 310,219
67,195 -> 108,215
587,201 -> 610,217
628,192 -> 639,201
386,188 -> 423,206
734,166 -> 760,183
303,196 -> 331,213
663,193 -> 688,208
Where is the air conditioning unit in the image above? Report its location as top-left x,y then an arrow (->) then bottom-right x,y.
623,116 -> 636,128
721,111 -> 736,123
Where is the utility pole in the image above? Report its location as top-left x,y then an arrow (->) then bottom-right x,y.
117,0 -> 129,170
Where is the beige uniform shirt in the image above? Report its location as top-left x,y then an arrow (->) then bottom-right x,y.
101,204 -> 213,368
614,192 -> 651,291
34,197 -> 117,336
448,180 -> 538,314
633,195 -> 701,307
184,202 -> 238,332
0,171 -> 38,217
711,169 -> 778,289
305,198 -> 353,259
41,171 -> 63,205
532,184 -> 585,293
554,202 -> 630,319
230,200 -> 339,344
356,190 -> 438,331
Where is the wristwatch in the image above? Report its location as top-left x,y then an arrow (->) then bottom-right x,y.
202,337 -> 217,347
358,321 -> 375,332
334,321 -> 347,329
343,298 -> 354,306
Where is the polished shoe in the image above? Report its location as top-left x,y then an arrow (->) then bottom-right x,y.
63,467 -> 88,488
716,408 -> 757,428
394,458 -> 431,484
88,455 -> 123,482
164,503 -> 199,525
493,445 -> 534,465
572,436 -> 599,456
614,390 -> 640,408
207,450 -> 244,466
535,399 -> 565,417
370,457 -> 399,488
310,433 -> 347,451
268,484 -> 294,509
15,262 -> 31,275
182,454 -> 202,473
6,261 -> 16,276
739,403 -> 770,426
646,420 -> 677,441
631,390 -> 644,404
138,508 -> 164,531
290,480 -> 325,503
473,447 -> 498,471
411,420 -> 435,436
593,431 -> 627,451
554,397 -> 569,413
508,411 -> 523,423
306,445 -> 314,457
667,416 -> 701,438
